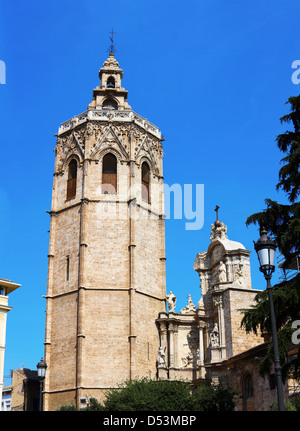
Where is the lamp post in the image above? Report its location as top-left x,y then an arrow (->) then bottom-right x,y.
254,228 -> 285,411
37,358 -> 47,411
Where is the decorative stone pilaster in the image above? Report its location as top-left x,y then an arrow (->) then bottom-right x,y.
198,322 -> 205,365
168,322 -> 176,379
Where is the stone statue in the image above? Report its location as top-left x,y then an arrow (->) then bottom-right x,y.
235,263 -> 245,287
210,323 -> 219,347
166,291 -> 176,312
156,346 -> 166,367
180,294 -> 196,314
218,261 -> 227,283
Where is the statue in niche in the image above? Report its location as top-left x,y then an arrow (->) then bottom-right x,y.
235,263 -> 245,287
218,261 -> 227,283
209,323 -> 220,347
156,346 -> 166,367
166,291 -> 176,312
180,294 -> 196,314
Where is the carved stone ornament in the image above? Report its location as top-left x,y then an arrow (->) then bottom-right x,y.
134,133 -> 161,174
181,350 -> 194,368
210,222 -> 228,241
55,129 -> 85,173
180,294 -> 196,314
181,330 -> 199,368
212,295 -> 223,308
90,124 -> 129,160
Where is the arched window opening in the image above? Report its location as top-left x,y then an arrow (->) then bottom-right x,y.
141,162 -> 150,203
102,153 -> 117,194
242,374 -> 254,411
102,98 -> 118,110
107,76 -> 115,88
67,159 -> 77,200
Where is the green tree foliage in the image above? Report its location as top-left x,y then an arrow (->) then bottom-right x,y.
56,402 -> 78,411
242,95 -> 300,380
240,273 -> 300,380
97,379 -> 193,411
91,378 -> 237,411
57,378 -> 237,411
269,393 -> 300,411
246,95 -> 300,266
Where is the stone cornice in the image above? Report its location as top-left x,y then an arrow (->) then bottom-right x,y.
47,198 -> 164,219
57,109 -> 162,140
44,287 -> 165,302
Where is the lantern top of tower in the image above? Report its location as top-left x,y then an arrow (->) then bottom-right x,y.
99,52 -> 123,80
57,50 -> 162,140
104,52 -> 119,64
87,51 -> 130,111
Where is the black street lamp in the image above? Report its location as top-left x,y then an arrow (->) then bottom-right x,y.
254,228 -> 285,411
37,358 -> 47,411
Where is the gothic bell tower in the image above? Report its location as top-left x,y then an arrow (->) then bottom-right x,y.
43,51 -> 166,410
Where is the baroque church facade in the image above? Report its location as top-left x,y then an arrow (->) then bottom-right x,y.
43,52 -> 284,411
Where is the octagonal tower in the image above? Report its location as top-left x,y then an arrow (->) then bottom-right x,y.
43,52 -> 166,410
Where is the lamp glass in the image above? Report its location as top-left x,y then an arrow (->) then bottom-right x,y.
257,248 -> 269,267
269,248 -> 275,267
37,359 -> 47,379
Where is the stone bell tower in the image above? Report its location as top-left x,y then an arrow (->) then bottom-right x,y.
43,51 -> 166,410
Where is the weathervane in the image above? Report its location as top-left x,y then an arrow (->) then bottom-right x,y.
214,205 -> 222,228
108,28 -> 117,55
214,205 -> 220,221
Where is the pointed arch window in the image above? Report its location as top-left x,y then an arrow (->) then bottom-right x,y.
102,153 -> 117,194
66,159 -> 77,200
141,162 -> 150,203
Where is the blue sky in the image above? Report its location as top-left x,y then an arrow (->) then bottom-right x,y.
1,0 -> 299,382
